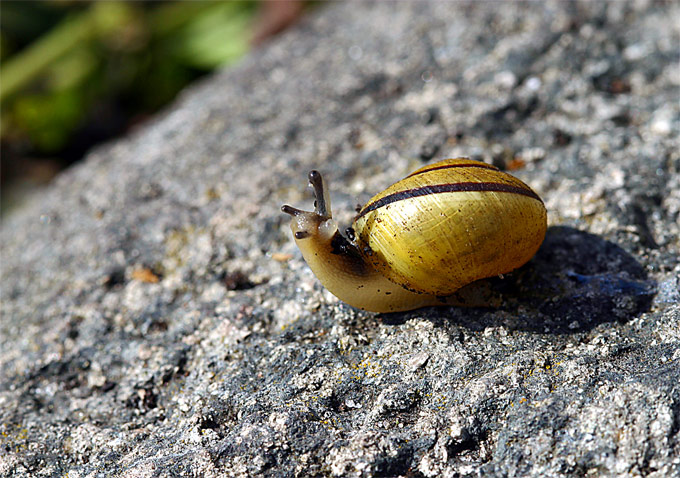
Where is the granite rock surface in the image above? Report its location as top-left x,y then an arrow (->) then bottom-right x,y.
1,1 -> 679,477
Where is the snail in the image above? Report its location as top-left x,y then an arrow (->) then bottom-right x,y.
282,158 -> 547,312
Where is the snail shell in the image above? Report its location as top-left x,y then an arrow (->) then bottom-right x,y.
282,158 -> 547,312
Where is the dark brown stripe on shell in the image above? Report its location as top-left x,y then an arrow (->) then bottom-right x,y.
357,182 -> 542,218
406,162 -> 498,178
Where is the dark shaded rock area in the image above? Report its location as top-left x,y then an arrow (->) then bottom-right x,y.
1,1 -> 679,477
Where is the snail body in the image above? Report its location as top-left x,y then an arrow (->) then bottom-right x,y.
282,158 -> 547,312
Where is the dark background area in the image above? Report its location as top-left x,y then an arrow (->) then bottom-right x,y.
0,0 -> 305,216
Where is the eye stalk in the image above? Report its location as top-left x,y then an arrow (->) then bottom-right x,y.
281,170 -> 331,220
308,170 -> 331,219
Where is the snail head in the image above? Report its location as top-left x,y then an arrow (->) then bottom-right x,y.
282,170 -> 338,243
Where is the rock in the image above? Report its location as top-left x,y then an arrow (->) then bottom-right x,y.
1,1 -> 679,477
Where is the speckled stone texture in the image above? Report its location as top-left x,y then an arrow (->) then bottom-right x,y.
1,1 -> 679,477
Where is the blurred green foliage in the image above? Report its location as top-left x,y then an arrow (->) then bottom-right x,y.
1,0 -> 256,157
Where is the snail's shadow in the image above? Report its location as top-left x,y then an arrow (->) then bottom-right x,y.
381,226 -> 656,334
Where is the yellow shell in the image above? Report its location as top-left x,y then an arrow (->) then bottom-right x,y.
352,158 -> 547,296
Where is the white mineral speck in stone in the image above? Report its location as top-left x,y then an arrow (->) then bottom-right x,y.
526,76 -> 542,91
495,71 -> 517,89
